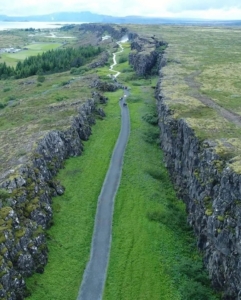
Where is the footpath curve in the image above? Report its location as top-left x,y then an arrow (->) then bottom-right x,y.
77,41 -> 130,300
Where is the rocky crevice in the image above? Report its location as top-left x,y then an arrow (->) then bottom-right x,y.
156,64 -> 241,299
0,97 -> 106,299
129,35 -> 167,76
79,23 -> 128,41
127,28 -> 241,298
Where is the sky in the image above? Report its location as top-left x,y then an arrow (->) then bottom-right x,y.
1,0 -> 241,20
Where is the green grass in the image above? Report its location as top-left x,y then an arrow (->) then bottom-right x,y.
103,78 -> 219,300
0,43 -> 62,66
26,89 -> 123,299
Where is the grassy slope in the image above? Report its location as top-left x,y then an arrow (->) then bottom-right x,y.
26,89 -> 123,299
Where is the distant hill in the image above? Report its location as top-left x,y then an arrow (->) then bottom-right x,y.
0,11 -> 241,26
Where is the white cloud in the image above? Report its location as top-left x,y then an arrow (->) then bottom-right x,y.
1,0 -> 241,20
167,0 -> 241,12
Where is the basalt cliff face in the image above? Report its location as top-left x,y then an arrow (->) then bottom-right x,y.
79,23 -> 129,41
127,28 -> 241,298
156,61 -> 241,299
129,35 -> 166,76
0,98 -> 105,299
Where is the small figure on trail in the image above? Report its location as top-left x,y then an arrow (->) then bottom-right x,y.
123,102 -> 127,107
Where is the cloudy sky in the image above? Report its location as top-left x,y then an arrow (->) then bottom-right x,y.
1,0 -> 241,20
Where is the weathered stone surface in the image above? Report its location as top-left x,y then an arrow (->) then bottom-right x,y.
0,98 -> 104,299
156,68 -> 241,298
91,78 -> 118,92
89,51 -> 109,69
129,35 -> 166,76
128,28 -> 241,298
79,23 -> 128,41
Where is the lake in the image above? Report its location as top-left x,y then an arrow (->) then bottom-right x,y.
0,21 -> 83,30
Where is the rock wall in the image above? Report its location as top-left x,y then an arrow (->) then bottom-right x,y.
0,99 -> 105,299
79,23 -> 128,41
156,76 -> 241,299
129,35 -> 167,76
127,27 -> 241,298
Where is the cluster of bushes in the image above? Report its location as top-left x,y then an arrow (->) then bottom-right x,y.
0,102 -> 7,109
0,46 -> 102,80
70,66 -> 89,75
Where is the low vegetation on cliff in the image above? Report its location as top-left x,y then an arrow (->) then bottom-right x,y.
131,25 -> 241,173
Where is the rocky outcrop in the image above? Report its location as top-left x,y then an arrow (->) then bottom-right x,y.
127,30 -> 241,298
156,74 -> 241,299
0,99 -> 105,299
126,27 -> 241,298
129,49 -> 158,76
88,51 -> 109,69
79,23 -> 128,41
90,78 -> 120,92
129,35 -> 167,76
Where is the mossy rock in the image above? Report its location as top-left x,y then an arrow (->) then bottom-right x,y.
0,247 -> 8,255
27,242 -> 34,249
32,197 -> 40,205
0,270 -> 7,278
11,188 -> 24,198
0,189 -> 9,201
0,234 -> 6,243
0,207 -> 12,219
203,196 -> 211,203
217,215 -> 224,222
7,261 -> 12,268
25,203 -> 38,215
0,225 -> 10,233
15,228 -> 26,238
33,226 -> 43,238
205,209 -> 213,216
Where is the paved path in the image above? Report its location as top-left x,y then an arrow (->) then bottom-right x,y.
77,42 -> 130,300
109,42 -> 123,78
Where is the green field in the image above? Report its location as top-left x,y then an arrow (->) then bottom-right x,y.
0,42 -> 62,66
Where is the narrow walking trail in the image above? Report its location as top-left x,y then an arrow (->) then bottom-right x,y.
77,40 -> 130,300
109,42 -> 123,78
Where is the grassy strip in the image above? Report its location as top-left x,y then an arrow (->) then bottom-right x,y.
103,78 -> 220,300
26,89 -> 123,299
